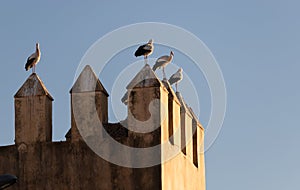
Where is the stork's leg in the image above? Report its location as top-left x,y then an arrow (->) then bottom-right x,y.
162,67 -> 166,79
144,56 -> 148,65
175,82 -> 178,92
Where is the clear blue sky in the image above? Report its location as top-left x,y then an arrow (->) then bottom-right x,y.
0,1 -> 299,189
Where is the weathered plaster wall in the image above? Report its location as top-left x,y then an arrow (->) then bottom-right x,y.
0,64 -> 206,190
0,141 -> 164,190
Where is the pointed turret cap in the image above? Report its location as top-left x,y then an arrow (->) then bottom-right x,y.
70,65 -> 109,96
14,73 -> 53,100
127,64 -> 163,89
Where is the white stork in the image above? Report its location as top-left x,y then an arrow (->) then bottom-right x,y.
134,39 -> 154,65
153,51 -> 174,79
168,68 -> 183,92
25,43 -> 41,73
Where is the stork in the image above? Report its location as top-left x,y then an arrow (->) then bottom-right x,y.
153,51 -> 174,79
134,39 -> 154,65
168,68 -> 183,92
25,43 -> 41,73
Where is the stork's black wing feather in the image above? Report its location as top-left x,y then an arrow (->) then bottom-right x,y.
25,57 -> 35,71
134,45 -> 151,57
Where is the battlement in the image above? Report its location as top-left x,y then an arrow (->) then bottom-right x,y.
0,64 -> 205,190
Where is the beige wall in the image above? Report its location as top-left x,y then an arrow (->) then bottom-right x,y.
161,98 -> 206,190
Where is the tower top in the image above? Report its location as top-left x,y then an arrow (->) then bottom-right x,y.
127,64 -> 163,89
70,65 -> 109,96
14,73 -> 53,100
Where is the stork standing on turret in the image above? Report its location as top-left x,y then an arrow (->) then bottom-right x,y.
169,68 -> 183,92
153,51 -> 174,79
25,43 -> 41,73
134,39 -> 154,65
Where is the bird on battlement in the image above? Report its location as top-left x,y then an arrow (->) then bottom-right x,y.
168,68 -> 183,92
153,51 -> 174,79
25,43 -> 40,73
134,39 -> 154,65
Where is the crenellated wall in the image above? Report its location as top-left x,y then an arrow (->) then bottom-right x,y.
0,64 -> 205,190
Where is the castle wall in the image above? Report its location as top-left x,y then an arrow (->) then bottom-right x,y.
161,99 -> 206,190
198,127 -> 206,189
0,64 -> 206,190
0,141 -> 164,190
162,150 -> 205,190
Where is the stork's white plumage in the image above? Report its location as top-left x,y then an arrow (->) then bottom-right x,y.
169,68 -> 183,92
25,43 -> 40,73
134,39 -> 154,64
153,51 -> 174,79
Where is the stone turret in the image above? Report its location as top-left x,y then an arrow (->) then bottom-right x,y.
126,64 -> 168,143
14,73 -> 53,145
69,65 -> 109,142
126,64 -> 169,189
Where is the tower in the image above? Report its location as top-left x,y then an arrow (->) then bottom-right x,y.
126,64 -> 169,189
1,64 -> 206,190
14,73 -> 53,145
69,65 -> 109,142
